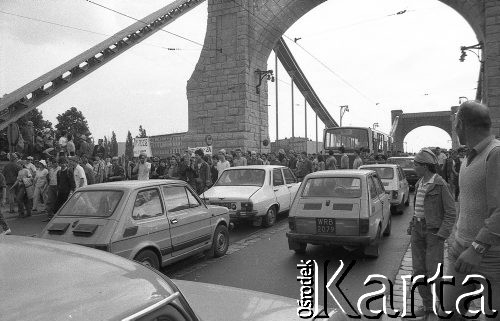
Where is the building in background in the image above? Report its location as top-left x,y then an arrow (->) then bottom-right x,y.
149,132 -> 187,158
271,137 -> 323,154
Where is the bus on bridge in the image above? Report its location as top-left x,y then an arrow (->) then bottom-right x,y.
323,126 -> 394,166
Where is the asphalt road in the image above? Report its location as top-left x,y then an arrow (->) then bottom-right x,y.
7,197 -> 414,316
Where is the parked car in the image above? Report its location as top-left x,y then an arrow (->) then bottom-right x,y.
2,236 -> 346,321
359,164 -> 410,214
201,165 -> 301,227
286,170 -> 391,258
387,156 -> 418,188
40,180 -> 230,270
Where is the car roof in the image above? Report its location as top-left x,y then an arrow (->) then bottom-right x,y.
223,165 -> 286,170
359,164 -> 399,169
2,236 -> 175,321
78,179 -> 187,191
387,156 -> 414,159
305,169 -> 373,178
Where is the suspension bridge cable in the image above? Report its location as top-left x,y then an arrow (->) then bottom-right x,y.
84,0 -> 205,47
230,0 -> 377,105
0,10 -> 200,52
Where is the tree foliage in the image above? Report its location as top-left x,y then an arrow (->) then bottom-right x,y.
125,130 -> 134,159
17,109 -> 53,134
55,107 -> 91,140
110,131 -> 118,157
138,125 -> 147,138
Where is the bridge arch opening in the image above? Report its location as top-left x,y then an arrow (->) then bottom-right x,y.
404,126 -> 452,153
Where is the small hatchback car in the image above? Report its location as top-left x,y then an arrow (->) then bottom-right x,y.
41,180 -> 230,269
202,165 -> 300,227
387,156 -> 418,188
286,170 -> 391,258
359,164 -> 410,214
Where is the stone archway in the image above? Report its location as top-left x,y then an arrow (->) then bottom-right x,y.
391,109 -> 457,152
184,0 -> 500,150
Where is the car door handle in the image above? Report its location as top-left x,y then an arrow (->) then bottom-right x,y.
287,185 -> 293,188
170,219 -> 178,224
274,188 -> 279,192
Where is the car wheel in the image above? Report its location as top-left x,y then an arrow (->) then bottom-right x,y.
294,243 -> 307,254
383,216 -> 392,236
134,249 -> 160,270
390,205 -> 398,215
363,228 -> 381,258
209,224 -> 229,258
262,206 -> 277,227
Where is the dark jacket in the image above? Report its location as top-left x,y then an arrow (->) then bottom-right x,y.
413,174 -> 456,239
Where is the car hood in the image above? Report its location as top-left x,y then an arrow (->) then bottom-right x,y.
174,280 -> 347,321
203,185 -> 261,200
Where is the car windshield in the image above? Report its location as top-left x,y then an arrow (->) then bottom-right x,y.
58,190 -> 123,217
388,158 -> 415,169
302,177 -> 362,198
216,169 -> 266,186
364,167 -> 394,180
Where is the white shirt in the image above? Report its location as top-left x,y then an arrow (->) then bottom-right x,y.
137,162 -> 151,180
73,164 -> 87,189
216,160 -> 231,178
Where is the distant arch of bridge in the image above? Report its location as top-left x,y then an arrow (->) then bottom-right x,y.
391,108 -> 458,152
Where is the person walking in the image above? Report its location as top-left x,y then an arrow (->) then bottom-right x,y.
315,155 -> 326,171
44,158 -> 60,221
233,148 -> 247,167
352,149 -> 363,169
0,171 -> 11,234
69,156 -> 87,190
441,101 -> 500,320
194,149 -> 211,194
31,160 -> 48,213
216,150 -> 231,178
339,146 -> 349,169
11,160 -> 34,218
325,150 -> 337,170
55,158 -> 75,211
408,148 -> 456,319
132,153 -> 151,181
2,153 -> 22,214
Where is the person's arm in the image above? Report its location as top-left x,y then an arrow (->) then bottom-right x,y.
436,182 -> 456,239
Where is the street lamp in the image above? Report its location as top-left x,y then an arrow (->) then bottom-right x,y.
459,96 -> 468,104
339,105 -> 349,127
404,142 -> 408,153
372,122 -> 379,130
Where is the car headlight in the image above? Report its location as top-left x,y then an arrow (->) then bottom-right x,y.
240,202 -> 253,212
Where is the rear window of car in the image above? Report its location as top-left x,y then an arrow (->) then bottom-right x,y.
58,190 -> 123,217
302,177 -> 362,198
387,158 -> 415,169
364,167 -> 394,180
215,169 -> 265,186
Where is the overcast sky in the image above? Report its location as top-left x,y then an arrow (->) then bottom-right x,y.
1,0 -> 480,152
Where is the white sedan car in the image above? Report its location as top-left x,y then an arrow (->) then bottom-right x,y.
202,165 -> 301,227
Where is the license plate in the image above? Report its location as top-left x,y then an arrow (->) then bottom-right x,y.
316,218 -> 335,234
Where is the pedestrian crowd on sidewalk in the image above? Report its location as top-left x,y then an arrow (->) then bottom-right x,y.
405,100 -> 500,321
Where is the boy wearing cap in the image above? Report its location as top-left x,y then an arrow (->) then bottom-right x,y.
409,148 -> 456,319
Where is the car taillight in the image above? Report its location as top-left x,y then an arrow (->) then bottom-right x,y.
241,202 -> 253,212
359,218 -> 369,234
392,191 -> 398,199
288,217 -> 296,231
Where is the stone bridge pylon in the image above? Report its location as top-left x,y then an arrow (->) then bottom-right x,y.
184,0 -> 500,151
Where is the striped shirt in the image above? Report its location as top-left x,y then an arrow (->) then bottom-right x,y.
414,174 -> 436,218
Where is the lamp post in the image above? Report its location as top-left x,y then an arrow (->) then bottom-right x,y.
372,122 -> 379,130
404,142 -> 408,153
459,96 -> 468,104
339,105 -> 349,127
